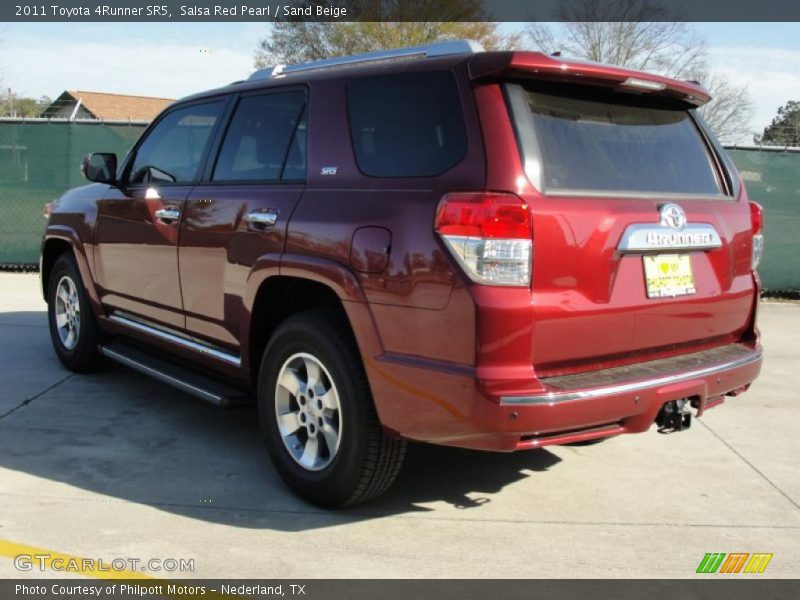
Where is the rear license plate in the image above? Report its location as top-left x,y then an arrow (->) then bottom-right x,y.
643,254 -> 696,298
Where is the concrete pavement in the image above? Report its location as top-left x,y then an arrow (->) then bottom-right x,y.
0,273 -> 798,578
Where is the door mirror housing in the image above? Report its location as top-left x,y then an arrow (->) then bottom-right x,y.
81,153 -> 117,184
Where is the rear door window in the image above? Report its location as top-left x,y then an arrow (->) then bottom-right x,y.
509,83 -> 724,196
347,71 -> 468,177
212,90 -> 307,183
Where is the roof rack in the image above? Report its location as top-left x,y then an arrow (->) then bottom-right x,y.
247,39 -> 484,82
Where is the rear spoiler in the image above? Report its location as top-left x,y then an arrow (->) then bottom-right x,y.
468,52 -> 711,107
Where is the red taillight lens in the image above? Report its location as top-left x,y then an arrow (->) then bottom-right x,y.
749,201 -> 764,234
749,201 -> 764,271
435,192 -> 533,286
435,192 -> 531,239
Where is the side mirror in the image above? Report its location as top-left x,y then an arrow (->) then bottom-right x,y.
81,153 -> 117,184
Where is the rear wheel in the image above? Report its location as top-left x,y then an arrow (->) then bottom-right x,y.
258,310 -> 406,507
47,253 -> 103,372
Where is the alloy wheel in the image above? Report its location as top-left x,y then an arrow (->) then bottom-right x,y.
54,275 -> 81,350
274,352 -> 342,471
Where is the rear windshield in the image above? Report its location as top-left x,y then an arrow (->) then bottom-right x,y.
510,84 -> 723,196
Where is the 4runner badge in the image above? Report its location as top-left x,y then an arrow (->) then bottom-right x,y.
617,204 -> 723,252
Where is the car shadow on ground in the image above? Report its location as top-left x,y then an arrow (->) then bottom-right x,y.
0,311 -> 562,531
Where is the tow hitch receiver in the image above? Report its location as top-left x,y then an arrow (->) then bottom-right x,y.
656,399 -> 692,433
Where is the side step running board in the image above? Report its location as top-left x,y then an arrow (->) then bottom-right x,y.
99,342 -> 252,408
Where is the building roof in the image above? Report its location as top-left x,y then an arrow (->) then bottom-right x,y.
46,90 -> 174,121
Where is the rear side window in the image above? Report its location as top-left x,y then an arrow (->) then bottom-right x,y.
511,84 -> 723,196
129,101 -> 223,184
347,71 -> 467,177
213,90 -> 307,182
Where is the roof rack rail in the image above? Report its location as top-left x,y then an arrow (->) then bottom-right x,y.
247,39 -> 484,82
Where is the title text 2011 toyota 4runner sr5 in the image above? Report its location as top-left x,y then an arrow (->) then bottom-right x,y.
41,40 -> 764,507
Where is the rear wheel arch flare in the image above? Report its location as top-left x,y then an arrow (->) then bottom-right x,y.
248,276 -> 355,383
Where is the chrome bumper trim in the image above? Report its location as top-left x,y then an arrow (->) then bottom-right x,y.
500,348 -> 762,405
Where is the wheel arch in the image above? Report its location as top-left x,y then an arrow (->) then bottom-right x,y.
41,238 -> 72,300
244,255 -> 383,385
41,228 -> 102,316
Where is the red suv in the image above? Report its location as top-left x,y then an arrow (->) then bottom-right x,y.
41,41 -> 764,507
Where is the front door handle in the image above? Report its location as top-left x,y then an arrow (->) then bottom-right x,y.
245,210 -> 279,228
154,207 -> 181,222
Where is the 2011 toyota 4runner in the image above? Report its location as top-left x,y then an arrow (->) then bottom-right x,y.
41,40 -> 764,507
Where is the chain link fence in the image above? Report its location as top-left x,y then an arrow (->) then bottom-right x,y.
0,119 -> 146,266
725,147 -> 800,292
0,121 -> 798,290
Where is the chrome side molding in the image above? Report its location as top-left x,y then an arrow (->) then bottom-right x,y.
108,313 -> 241,367
618,223 -> 723,253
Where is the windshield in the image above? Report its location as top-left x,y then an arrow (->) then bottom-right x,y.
510,83 -> 724,196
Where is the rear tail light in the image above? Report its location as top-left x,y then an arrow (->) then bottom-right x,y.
435,192 -> 532,286
750,201 -> 764,234
749,201 -> 764,271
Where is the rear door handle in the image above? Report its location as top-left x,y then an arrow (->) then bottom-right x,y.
154,207 -> 181,222
245,210 -> 279,228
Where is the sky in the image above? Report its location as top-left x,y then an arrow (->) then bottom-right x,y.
2,22 -> 799,142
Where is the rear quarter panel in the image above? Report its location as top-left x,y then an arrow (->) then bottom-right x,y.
285,69 -> 486,367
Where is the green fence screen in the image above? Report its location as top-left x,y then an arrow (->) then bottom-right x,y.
0,120 -> 145,264
726,149 -> 799,291
0,122 -> 797,290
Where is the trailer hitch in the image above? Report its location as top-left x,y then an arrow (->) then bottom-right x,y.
656,399 -> 692,433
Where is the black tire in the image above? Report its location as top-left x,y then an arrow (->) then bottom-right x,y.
47,253 -> 104,372
258,310 -> 406,508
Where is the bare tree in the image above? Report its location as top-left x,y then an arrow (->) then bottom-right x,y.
256,21 -> 518,67
529,15 -> 705,78
688,69 -> 753,143
254,1 -> 520,67
526,0 -> 753,142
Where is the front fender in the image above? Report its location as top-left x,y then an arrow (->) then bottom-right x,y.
42,225 -> 103,319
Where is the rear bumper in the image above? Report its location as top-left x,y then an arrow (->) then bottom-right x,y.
502,344 -> 760,404
369,343 -> 762,451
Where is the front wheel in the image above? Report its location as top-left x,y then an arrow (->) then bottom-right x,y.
47,253 -> 103,372
258,310 -> 406,508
